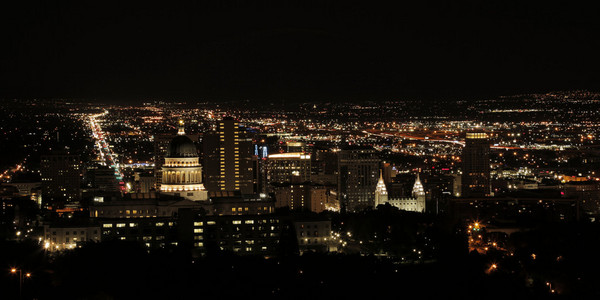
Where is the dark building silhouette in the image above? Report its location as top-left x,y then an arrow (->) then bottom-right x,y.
153,133 -> 173,190
461,132 -> 491,197
41,150 -> 82,203
337,146 -> 380,212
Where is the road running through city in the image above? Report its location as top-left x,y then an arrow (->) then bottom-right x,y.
88,111 -> 126,192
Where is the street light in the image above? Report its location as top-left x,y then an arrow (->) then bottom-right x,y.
546,282 -> 555,294
10,268 -> 31,299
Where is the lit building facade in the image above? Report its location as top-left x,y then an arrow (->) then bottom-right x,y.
374,171 -> 426,212
203,117 -> 255,194
43,224 -> 101,252
274,183 -> 337,213
266,152 -> 312,186
294,219 -> 334,254
159,121 -> 208,201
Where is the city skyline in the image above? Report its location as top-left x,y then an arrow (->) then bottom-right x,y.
3,2 -> 600,299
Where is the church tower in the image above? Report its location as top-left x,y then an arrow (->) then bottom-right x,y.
412,173 -> 426,212
374,170 -> 388,208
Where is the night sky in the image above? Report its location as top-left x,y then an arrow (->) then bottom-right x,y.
1,1 -> 599,103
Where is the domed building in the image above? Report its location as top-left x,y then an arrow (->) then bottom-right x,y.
159,121 -> 208,201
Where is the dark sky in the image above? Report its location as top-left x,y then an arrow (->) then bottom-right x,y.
1,1 -> 599,103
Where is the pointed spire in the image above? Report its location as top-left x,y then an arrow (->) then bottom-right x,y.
413,172 -> 425,197
376,169 -> 387,195
177,119 -> 186,135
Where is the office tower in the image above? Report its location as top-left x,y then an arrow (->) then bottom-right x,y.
159,121 -> 208,201
201,132 -> 221,192
41,150 -> 82,202
461,132 -> 491,197
266,153 -> 312,187
273,183 -> 330,212
134,170 -> 155,194
337,146 -> 380,212
153,133 -> 172,190
203,117 -> 255,194
311,147 -> 338,185
88,165 -> 120,192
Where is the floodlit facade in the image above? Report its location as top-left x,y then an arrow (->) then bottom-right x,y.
374,172 -> 426,213
266,152 -> 312,186
43,224 -> 101,252
159,121 -> 208,201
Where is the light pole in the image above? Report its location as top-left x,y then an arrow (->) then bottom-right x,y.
546,281 -> 555,294
10,268 -> 31,299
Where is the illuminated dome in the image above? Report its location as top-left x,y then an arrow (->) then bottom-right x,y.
167,135 -> 197,158
160,120 -> 207,201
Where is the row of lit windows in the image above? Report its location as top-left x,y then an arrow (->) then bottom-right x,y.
102,221 -> 173,228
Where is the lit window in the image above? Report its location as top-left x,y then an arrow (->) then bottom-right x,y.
156,222 -> 164,227
232,220 -> 242,225
193,222 -> 203,226
103,224 -> 113,228
194,228 -> 203,233
116,223 -> 126,228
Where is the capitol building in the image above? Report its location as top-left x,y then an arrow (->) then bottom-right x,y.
159,121 -> 208,201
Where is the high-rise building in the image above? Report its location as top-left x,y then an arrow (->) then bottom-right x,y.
273,183 -> 333,213
311,147 -> 338,185
41,150 -> 82,203
88,165 -> 120,192
337,146 -> 380,212
266,153 -> 312,187
461,132 -> 491,197
203,117 -> 255,194
153,133 -> 173,190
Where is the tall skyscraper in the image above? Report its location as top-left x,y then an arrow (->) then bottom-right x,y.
337,146 -> 380,212
41,150 -> 82,203
461,132 -> 491,197
203,117 -> 255,194
266,153 -> 312,188
153,133 -> 173,190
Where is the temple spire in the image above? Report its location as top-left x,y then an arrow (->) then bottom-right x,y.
177,120 -> 185,135
412,172 -> 425,197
